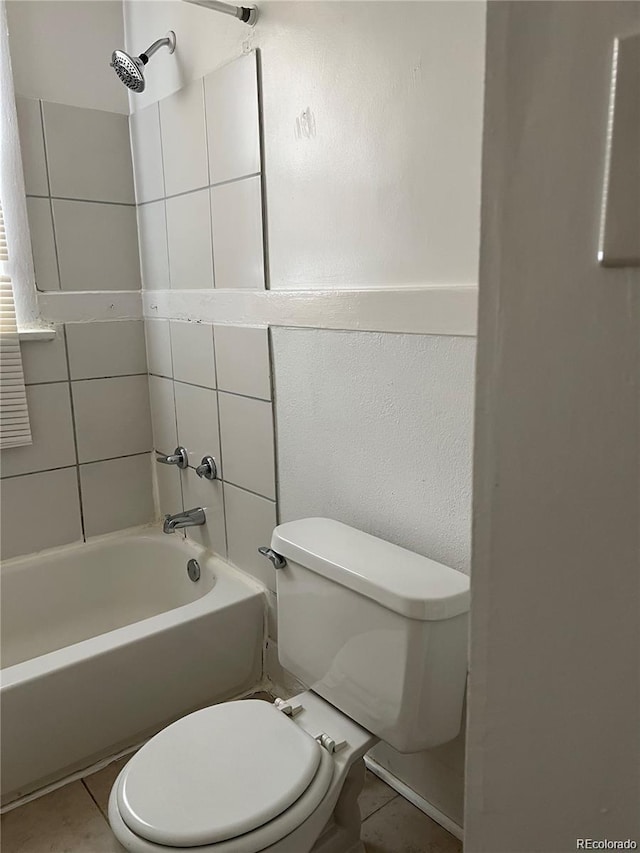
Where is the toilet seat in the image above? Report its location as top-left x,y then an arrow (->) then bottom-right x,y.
115,700 -> 336,851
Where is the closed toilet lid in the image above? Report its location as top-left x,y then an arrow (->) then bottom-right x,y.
117,700 -> 323,848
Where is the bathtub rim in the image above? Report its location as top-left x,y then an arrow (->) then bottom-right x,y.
1,526 -> 267,689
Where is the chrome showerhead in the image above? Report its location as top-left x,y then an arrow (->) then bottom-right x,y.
110,31 -> 176,93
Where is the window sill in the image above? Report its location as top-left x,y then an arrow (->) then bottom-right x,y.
18,327 -> 57,342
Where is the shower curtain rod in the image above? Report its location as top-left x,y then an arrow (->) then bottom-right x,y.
182,0 -> 258,26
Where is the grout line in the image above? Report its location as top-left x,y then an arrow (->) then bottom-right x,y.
48,196 -> 136,207
361,793 -> 401,825
1,452 -> 153,481
63,326 -> 86,542
81,779 -> 110,823
136,173 -> 261,207
221,479 -> 276,503
216,387 -> 271,404
70,372 -> 149,383
38,99 -> 51,198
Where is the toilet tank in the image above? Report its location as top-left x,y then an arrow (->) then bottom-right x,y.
271,519 -> 470,752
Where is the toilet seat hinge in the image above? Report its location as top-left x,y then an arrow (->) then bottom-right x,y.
273,697 -> 303,717
315,733 -> 347,754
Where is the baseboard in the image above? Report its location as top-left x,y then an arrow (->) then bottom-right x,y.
363,756 -> 464,842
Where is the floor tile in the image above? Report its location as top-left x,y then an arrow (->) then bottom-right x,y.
83,756 -> 132,819
359,769 -> 398,821
0,781 -> 124,852
361,794 -> 461,853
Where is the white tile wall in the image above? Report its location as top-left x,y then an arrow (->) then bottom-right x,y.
80,454 -> 155,537
72,375 -> 152,463
129,103 -> 164,203
0,469 -> 82,560
15,97 -> 48,197
214,325 -> 271,400
42,101 -> 134,204
148,375 -> 178,455
53,200 -> 141,292
211,177 -> 265,289
145,319 -> 173,378
166,189 -> 213,289
154,460 -> 183,517
6,98 -> 155,559
170,321 -> 215,388
181,468 -> 226,555
26,197 -> 59,291
224,483 -> 277,592
204,52 -> 261,185
159,80 -> 209,196
66,321 -> 147,380
0,384 -> 76,479
174,382 -> 221,473
218,392 -> 275,499
137,200 -> 170,290
144,320 -> 277,579
20,327 -> 68,385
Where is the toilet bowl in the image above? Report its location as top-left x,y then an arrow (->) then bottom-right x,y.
108,692 -> 377,853
109,518 -> 470,853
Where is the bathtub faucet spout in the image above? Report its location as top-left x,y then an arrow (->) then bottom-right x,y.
163,507 -> 206,534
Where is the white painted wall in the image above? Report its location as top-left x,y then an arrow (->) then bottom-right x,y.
6,0 -> 127,113
466,2 -> 640,850
125,1 -> 485,290
272,327 -> 475,825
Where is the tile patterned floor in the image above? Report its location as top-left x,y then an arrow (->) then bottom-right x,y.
1,693 -> 462,853
1,768 -> 462,853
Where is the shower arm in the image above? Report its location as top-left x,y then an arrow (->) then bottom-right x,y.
182,0 -> 258,26
142,35 -> 176,61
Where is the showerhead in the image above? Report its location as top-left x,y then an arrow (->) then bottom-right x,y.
110,31 -> 176,93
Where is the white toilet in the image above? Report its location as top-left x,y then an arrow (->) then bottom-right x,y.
108,518 -> 470,853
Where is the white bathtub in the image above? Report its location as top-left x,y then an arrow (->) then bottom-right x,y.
0,530 -> 264,807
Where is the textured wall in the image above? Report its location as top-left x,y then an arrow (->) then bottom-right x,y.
272,328 -> 475,573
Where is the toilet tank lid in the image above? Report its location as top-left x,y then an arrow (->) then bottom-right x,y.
271,518 -> 470,621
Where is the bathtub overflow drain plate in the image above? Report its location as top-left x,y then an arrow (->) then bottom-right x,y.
187,559 -> 201,582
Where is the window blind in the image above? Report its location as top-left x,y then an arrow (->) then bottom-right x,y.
0,199 -> 32,448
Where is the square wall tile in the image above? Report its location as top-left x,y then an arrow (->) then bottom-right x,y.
211,177 -> 264,289
72,375 -> 152,463
145,319 -> 172,377
170,321 -> 215,388
26,197 -> 59,291
20,326 -> 67,384
53,200 -> 141,291
205,52 -> 260,184
166,189 -> 213,289
181,468 -> 226,557
129,103 -> 164,203
174,382 -> 221,472
137,200 -> 170,290
81,454 -> 155,537
219,392 -> 275,499
159,80 -> 208,196
148,375 -> 177,455
42,101 -> 134,203
214,325 -> 270,400
15,97 -> 48,196
154,460 -> 183,518
0,384 -> 76,478
0,468 -> 82,560
224,483 -> 277,592
66,320 -> 147,380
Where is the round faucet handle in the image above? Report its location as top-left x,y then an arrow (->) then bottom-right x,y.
196,456 -> 218,480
